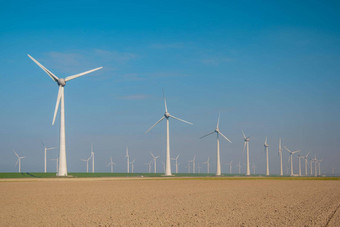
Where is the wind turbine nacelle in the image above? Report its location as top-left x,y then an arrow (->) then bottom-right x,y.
164,112 -> 170,118
57,78 -> 66,86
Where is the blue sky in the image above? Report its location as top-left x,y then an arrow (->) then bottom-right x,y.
0,1 -> 339,174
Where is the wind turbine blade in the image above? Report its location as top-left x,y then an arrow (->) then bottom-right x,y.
65,67 -> 103,82
200,131 -> 215,139
292,150 -> 300,154
170,115 -> 193,125
217,112 -> 220,128
52,86 -> 62,125
150,152 -> 155,158
145,116 -> 165,134
14,151 -> 19,158
284,146 -> 292,153
162,89 -> 168,113
242,130 -> 246,139
243,142 -> 246,153
176,154 -> 180,159
27,54 -> 59,82
265,137 -> 267,145
218,131 -> 232,143
306,152 -> 310,158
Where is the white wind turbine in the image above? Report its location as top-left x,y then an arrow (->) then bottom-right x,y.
242,131 -> 251,176
310,157 -> 313,176
278,138 -> 283,176
107,157 -> 115,173
304,152 -> 310,176
252,163 -> 256,174
284,146 -> 300,176
81,155 -> 91,173
238,161 -> 241,175
145,160 -> 152,173
191,155 -> 196,174
150,153 -> 159,173
50,158 -> 59,172
28,54 -> 103,176
90,144 -> 94,173
43,144 -> 55,173
203,157 -> 210,174
313,156 -> 318,177
145,91 -> 193,176
130,160 -> 135,173
171,154 -> 180,174
298,155 -> 303,176
264,137 -> 269,176
14,151 -> 24,173
318,159 -> 322,176
226,160 -> 232,174
200,114 -> 232,176
126,146 -> 130,173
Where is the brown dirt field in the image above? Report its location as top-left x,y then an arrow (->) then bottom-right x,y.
0,178 -> 339,226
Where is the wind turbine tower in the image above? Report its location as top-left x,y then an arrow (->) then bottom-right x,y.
14,151 -> 24,173
130,160 -> 135,173
145,91 -> 192,176
264,137 -> 269,176
304,152 -> 310,176
43,145 -> 55,173
284,146 -> 300,176
150,153 -> 159,173
107,157 -> 115,173
203,157 -> 210,174
81,156 -> 91,173
238,161 -> 241,175
28,54 -> 102,176
242,131 -> 251,175
126,146 -> 130,173
171,154 -> 180,174
91,144 -> 94,173
278,138 -> 283,176
200,113 -> 232,176
298,155 -> 303,176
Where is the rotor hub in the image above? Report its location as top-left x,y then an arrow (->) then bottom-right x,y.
164,112 -> 170,118
58,78 -> 66,87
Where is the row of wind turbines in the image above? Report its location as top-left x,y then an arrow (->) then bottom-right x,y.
25,54 -> 325,177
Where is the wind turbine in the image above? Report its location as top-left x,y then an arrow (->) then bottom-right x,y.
252,163 -> 256,174
313,156 -> 318,177
191,155 -> 196,174
28,54 -> 103,176
278,138 -> 283,176
318,159 -> 322,176
145,91 -> 193,176
203,157 -> 210,174
200,113 -> 232,176
107,157 -> 115,173
304,152 -> 310,176
14,151 -> 24,173
150,153 -> 159,173
43,144 -> 55,173
50,158 -> 59,172
310,157 -> 313,176
264,137 -> 269,176
91,144 -> 94,173
81,156 -> 91,173
242,131 -> 251,176
238,161 -> 241,175
171,154 -> 180,174
284,146 -> 300,176
298,155 -> 303,176
130,160 -> 135,173
126,146 -> 130,173
145,160 -> 152,173
226,160 -> 232,174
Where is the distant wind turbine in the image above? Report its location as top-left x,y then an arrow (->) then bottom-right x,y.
226,160 -> 232,174
200,113 -> 232,176
145,160 -> 152,173
126,146 -> 130,173
150,153 -> 159,173
14,151 -> 24,173
304,152 -> 310,176
145,90 -> 193,176
242,131 -> 251,176
42,144 -> 55,173
171,154 -> 180,174
278,138 -> 283,176
81,155 -> 91,173
130,160 -> 135,173
264,137 -> 269,176
238,161 -> 241,175
203,157 -> 210,174
284,146 -> 300,176
107,157 -> 115,173
50,158 -> 59,172
28,54 -> 102,176
91,144 -> 94,173
298,155 -> 303,176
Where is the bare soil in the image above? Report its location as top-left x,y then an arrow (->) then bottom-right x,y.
0,178 -> 339,226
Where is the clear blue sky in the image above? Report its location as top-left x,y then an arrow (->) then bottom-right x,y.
0,0 -> 339,174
